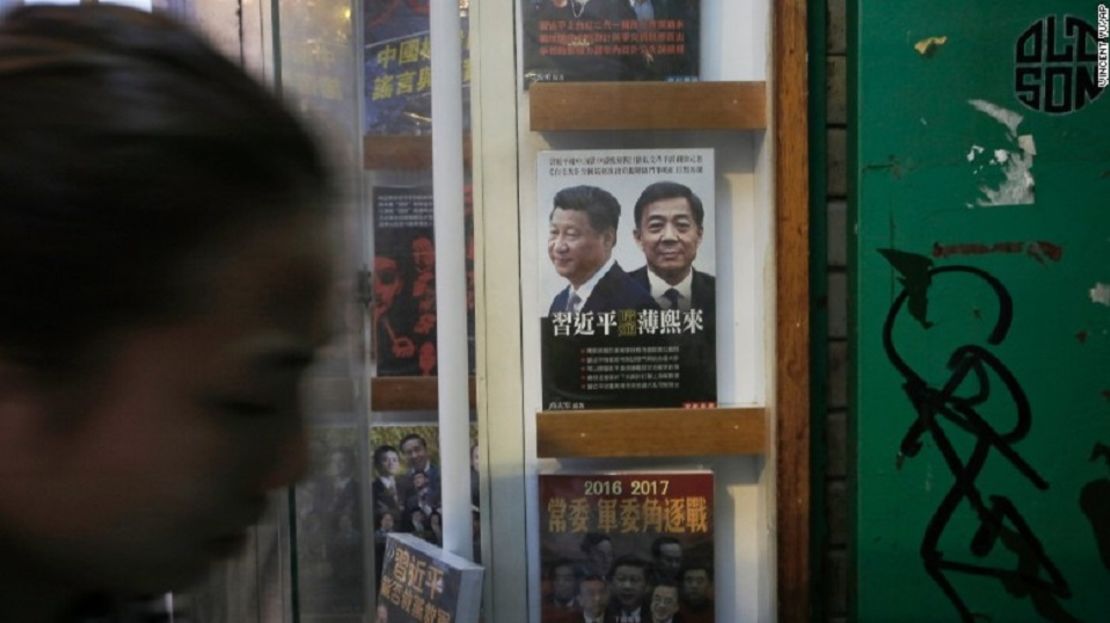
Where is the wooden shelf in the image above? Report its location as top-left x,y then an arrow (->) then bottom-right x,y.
536,406 -> 766,458
529,81 -> 766,132
370,376 -> 477,411
363,134 -> 472,171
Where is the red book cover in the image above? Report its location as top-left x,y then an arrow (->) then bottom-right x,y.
371,185 -> 475,377
539,471 -> 715,623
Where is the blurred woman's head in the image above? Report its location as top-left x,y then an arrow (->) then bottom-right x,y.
0,4 -> 333,606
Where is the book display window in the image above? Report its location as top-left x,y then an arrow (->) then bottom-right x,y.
71,0 -> 809,620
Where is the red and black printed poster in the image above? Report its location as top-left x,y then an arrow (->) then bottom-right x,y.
538,148 -> 716,410
372,185 -> 475,377
539,471 -> 715,623
521,0 -> 700,85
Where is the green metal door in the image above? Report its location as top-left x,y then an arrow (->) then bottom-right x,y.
852,1 -> 1110,620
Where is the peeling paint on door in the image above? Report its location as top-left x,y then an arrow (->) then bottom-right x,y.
966,99 -> 1036,207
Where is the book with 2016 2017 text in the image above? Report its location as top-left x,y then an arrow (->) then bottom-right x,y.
538,148 -> 717,410
539,471 -> 715,623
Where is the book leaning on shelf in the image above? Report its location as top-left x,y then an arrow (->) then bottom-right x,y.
539,471 -> 715,623
377,532 -> 484,623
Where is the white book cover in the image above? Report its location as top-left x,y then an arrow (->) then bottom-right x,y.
537,148 -> 717,410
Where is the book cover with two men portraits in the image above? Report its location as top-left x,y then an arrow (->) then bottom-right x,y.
538,148 -> 716,411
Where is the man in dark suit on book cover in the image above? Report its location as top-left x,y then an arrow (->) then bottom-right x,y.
648,582 -> 684,623
629,181 -> 715,323
678,563 -> 714,623
650,536 -> 684,584
607,556 -> 652,623
543,559 -> 582,620
400,433 -> 440,506
629,180 -> 716,401
548,185 -> 658,316
554,574 -> 616,623
371,444 -> 412,523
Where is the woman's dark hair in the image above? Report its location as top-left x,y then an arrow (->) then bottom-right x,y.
0,6 -> 330,373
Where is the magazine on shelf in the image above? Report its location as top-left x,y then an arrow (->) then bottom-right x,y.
538,471 -> 715,623
537,148 -> 717,410
377,532 -> 484,623
369,424 -> 482,585
521,0 -> 700,86
363,0 -> 471,135
371,185 -> 475,377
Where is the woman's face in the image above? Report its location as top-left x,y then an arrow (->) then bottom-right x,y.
0,211 -> 332,594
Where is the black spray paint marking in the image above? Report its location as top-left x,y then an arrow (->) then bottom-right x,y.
881,252 -> 1076,623
1080,443 -> 1110,572
1092,442 -> 1110,466
880,248 -> 935,329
